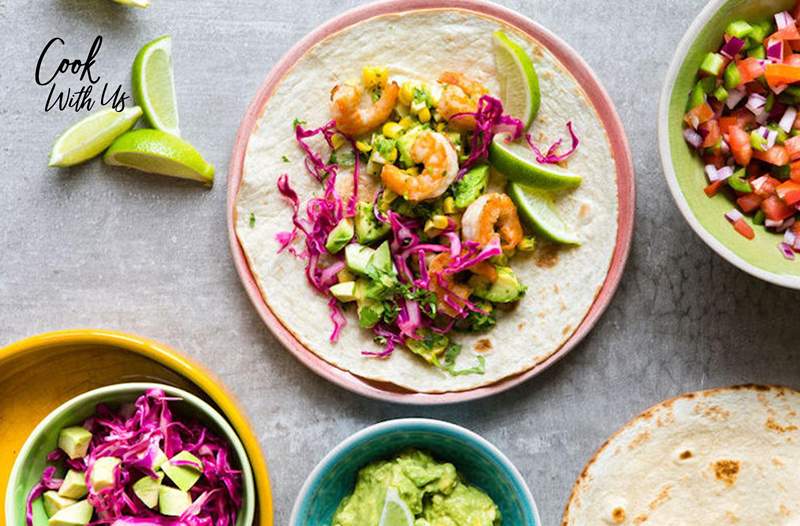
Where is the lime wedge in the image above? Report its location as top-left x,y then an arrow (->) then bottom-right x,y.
112,0 -> 150,7
132,36 -> 180,136
49,106 -> 143,168
508,182 -> 581,245
490,134 -> 582,190
104,129 -> 214,185
378,488 -> 414,526
493,30 -> 540,130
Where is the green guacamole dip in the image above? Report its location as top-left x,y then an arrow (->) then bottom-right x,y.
332,449 -> 501,526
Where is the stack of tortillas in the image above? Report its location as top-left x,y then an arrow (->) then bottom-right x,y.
562,385 -> 800,525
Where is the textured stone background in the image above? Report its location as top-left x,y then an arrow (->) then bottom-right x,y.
1,0 -> 799,524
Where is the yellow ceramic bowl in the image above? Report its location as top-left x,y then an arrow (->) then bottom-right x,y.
0,329 -> 273,526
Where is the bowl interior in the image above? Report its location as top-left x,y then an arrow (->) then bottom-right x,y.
292,420 -> 538,525
664,0 -> 800,283
7,383 -> 255,526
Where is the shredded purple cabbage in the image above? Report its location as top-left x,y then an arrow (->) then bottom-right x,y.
526,121 -> 580,164
453,95 -> 524,177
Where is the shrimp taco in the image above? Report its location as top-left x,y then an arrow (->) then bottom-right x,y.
235,9 -> 619,392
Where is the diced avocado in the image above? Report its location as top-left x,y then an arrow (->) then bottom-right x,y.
47,499 -> 93,526
367,241 -> 396,277
699,52 -> 726,77
162,451 -> 203,492
345,244 -> 375,275
452,164 -> 489,209
471,266 -> 526,303
325,218 -> 354,254
151,447 -> 168,471
89,457 -> 120,492
357,300 -> 384,329
133,472 -> 164,509
43,491 -> 76,518
57,470 -> 87,499
330,281 -> 358,303
57,427 -> 92,460
354,201 -> 390,244
406,332 -> 450,366
397,125 -> 425,167
158,486 -> 192,517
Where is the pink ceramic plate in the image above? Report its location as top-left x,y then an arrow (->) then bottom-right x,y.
227,0 -> 635,404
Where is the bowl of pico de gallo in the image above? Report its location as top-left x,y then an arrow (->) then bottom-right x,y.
660,0 -> 800,288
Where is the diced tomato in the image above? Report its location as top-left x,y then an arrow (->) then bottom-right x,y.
701,119 -> 721,148
728,125 -> 753,166
747,162 -> 766,179
719,116 -> 739,135
737,193 -> 764,213
730,108 -> 757,130
791,160 -> 800,182
733,218 -> 756,240
765,63 -> 800,86
752,175 -> 781,198
786,53 -> 800,67
770,24 -> 800,42
793,0 -> 800,19
753,145 -> 790,166
737,58 -> 767,84
704,179 -> 726,197
762,194 -> 796,221
702,151 -> 725,168
684,103 -> 715,129
792,221 -> 800,235
785,136 -> 800,161
776,180 -> 800,205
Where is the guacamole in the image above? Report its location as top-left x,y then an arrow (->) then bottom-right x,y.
332,449 -> 501,526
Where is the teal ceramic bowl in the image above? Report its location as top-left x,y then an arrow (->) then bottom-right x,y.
289,418 -> 539,525
6,383 -> 256,526
659,0 -> 800,289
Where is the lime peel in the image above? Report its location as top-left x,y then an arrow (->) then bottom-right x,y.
490,135 -> 582,190
132,35 -> 180,136
378,487 -> 414,526
49,106 -> 143,168
493,30 -> 540,130
508,182 -> 581,245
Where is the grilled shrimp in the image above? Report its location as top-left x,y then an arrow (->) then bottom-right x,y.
461,193 -> 524,251
380,131 -> 458,201
330,81 -> 399,137
436,71 -> 488,131
428,252 -> 472,317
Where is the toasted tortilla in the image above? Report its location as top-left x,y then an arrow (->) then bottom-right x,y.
562,385 -> 800,525
235,9 -> 618,392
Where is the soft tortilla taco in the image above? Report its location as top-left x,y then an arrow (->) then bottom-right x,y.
562,385 -> 800,525
235,8 -> 618,393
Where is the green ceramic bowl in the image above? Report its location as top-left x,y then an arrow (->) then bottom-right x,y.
5,382 -> 256,526
659,0 -> 800,289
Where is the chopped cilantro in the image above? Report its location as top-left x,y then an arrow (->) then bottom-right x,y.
282,155 -> 290,163
292,118 -> 306,129
441,343 -> 486,376
248,212 -> 256,228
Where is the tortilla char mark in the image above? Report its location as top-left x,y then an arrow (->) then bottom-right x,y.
713,459 -> 741,486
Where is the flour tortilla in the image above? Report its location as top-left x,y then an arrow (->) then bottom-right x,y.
235,9 -> 619,392
562,385 -> 800,526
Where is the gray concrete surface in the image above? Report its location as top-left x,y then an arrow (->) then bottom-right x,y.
2,0 -> 799,524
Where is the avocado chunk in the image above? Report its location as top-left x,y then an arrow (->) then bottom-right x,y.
57,427 -> 92,460
354,201 -> 390,244
89,457 -> 120,492
367,241 -> 396,277
330,281 -> 358,303
43,491 -> 76,518
158,486 -> 192,517
325,218 -> 354,254
345,244 -> 375,276
133,472 -> 164,509
47,499 -> 93,526
471,266 -> 526,303
151,447 -> 168,471
357,300 -> 384,329
57,470 -> 87,499
452,164 -> 489,209
162,451 -> 203,492
406,332 -> 450,365
397,125 -> 425,167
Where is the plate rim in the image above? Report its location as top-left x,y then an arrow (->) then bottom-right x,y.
226,0 -> 636,404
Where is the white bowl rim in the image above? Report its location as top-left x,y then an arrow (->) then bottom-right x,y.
658,0 -> 800,290
288,417 -> 541,526
5,382 -> 256,526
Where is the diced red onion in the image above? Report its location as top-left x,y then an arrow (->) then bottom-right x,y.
775,11 -> 794,29
766,40 -> 784,63
765,218 -> 784,228
780,107 -> 798,133
766,129 -> 778,149
778,217 -> 796,232
705,164 -> 719,182
711,165 -> 734,182
721,36 -> 746,58
684,128 -> 703,149
720,138 -> 731,155
784,229 -> 797,245
755,109 -> 769,124
779,242 -> 796,260
746,93 -> 767,114
725,209 -> 744,223
771,84 -> 788,95
726,88 -> 746,109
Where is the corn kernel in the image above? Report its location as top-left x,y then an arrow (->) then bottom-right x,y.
384,147 -> 398,164
398,116 -> 415,130
418,107 -> 431,123
431,215 -> 449,229
410,99 -> 427,115
399,81 -> 416,106
337,268 -> 355,283
355,140 -> 372,153
362,66 -> 389,90
382,122 -> 404,139
331,133 -> 347,150
423,220 -> 441,237
443,196 -> 456,214
405,166 -> 419,176
518,237 -> 536,252
436,122 -> 447,132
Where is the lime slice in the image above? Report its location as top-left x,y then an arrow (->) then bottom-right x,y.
508,182 -> 581,245
112,0 -> 150,7
378,488 -> 414,526
49,106 -> 143,168
132,35 -> 180,136
493,30 -> 540,130
104,129 -> 214,185
490,135 -> 582,190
